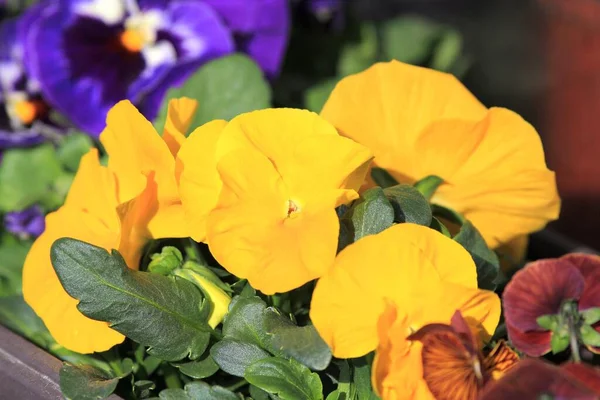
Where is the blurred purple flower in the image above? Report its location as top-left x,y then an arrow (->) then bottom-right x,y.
0,18 -> 63,149
309,0 -> 341,18
21,0 -> 290,136
4,205 -> 45,238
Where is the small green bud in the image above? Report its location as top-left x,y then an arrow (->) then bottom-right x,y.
148,246 -> 183,276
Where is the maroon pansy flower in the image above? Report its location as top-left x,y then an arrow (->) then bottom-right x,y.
503,254 -> 600,356
480,359 -> 600,400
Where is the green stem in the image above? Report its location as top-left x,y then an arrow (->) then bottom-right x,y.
225,379 -> 249,392
568,314 -> 582,363
163,364 -> 183,389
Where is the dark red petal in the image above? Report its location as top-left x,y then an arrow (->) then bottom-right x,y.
566,254 -> 600,310
479,359 -> 597,400
503,259 -> 585,331
505,321 -> 552,357
419,327 -> 484,400
562,362 -> 600,394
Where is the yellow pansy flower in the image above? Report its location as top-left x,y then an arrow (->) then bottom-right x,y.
321,61 -> 560,248
310,223 -> 500,397
23,100 -> 193,353
178,108 -> 373,294
176,119 -> 229,243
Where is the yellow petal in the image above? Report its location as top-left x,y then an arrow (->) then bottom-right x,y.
310,223 -> 477,358
373,304 -> 434,400
215,108 -> 373,195
372,291 -> 500,400
99,100 -> 177,203
321,61 -> 560,248
321,60 -> 486,180
163,97 -> 198,157
429,109 -> 561,247
177,119 -> 228,242
412,284 -> 502,341
207,149 -> 340,294
63,149 -> 119,231
23,209 -> 124,353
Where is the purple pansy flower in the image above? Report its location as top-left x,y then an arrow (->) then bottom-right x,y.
0,18 -> 61,149
4,205 -> 45,238
21,0 -> 290,136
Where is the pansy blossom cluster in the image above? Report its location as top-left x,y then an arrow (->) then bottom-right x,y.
21,60 -> 599,400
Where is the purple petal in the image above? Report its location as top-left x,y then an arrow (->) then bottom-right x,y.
503,258 -> 585,332
203,0 -> 290,77
136,1 -> 234,119
4,205 -> 45,238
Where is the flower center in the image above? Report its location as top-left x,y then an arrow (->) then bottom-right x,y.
14,100 -> 43,125
4,92 -> 48,128
120,29 -> 147,52
120,12 -> 160,53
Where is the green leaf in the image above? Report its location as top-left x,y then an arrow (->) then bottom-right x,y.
210,339 -> 271,377
370,167 -> 398,189
581,307 -> 600,325
59,363 -> 118,400
413,175 -> 443,200
304,78 -> 339,113
0,144 -> 63,211
431,204 -> 465,226
184,382 -> 239,400
580,324 -> 600,347
431,29 -> 463,73
0,233 -> 31,296
342,187 -> 395,243
221,295 -> 327,370
134,380 -> 156,398
352,357 -> 379,400
156,54 -> 271,134
159,382 -> 239,400
51,238 -> 211,361
172,352 -> 219,379
454,221 -> 500,290
429,217 -> 451,237
267,322 -> 332,371
249,385 -> 272,400
383,184 -> 432,226
245,357 -> 323,400
0,295 -> 48,346
550,331 -> 570,354
326,360 -> 354,400
381,16 -> 442,64
222,296 -> 272,347
57,133 -> 93,172
537,314 -> 559,331
338,24 -> 378,77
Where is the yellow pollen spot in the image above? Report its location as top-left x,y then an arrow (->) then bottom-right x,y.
120,28 -> 146,52
14,100 -> 39,125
